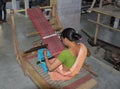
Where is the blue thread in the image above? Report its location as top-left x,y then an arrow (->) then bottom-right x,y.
37,48 -> 52,72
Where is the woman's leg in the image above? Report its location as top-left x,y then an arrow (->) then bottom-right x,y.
3,3 -> 6,21
0,5 -> 2,22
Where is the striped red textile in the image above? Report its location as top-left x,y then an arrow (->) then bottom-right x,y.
43,36 -> 64,56
62,74 -> 92,89
27,8 -> 55,37
27,8 -> 64,56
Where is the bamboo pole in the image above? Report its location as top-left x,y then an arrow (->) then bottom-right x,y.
14,9 -> 26,12
88,19 -> 120,32
88,7 -> 120,19
88,0 -> 97,13
26,31 -> 40,37
94,14 -> 100,44
13,6 -> 52,13
50,0 -> 56,6
52,4 -> 56,30
94,0 -> 103,45
40,6 -> 52,9
10,10 -> 20,63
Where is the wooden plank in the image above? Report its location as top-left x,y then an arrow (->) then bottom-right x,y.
24,44 -> 48,54
88,19 -> 120,32
26,31 -> 40,37
14,6 -> 52,13
14,9 -> 26,12
40,6 -> 52,9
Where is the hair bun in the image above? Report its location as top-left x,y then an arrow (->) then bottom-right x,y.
61,28 -> 82,42
72,33 -> 82,41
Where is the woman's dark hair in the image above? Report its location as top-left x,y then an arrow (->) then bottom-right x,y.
60,28 -> 82,41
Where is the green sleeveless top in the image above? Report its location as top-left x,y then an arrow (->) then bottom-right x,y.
57,49 -> 76,68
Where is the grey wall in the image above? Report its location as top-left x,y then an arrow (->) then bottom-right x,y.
97,16 -> 120,47
57,0 -> 82,31
81,13 -> 120,48
98,27 -> 120,47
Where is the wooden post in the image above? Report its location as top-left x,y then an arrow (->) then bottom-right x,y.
50,4 -> 62,30
52,4 -> 56,29
50,0 -> 56,6
55,4 -> 62,30
88,0 -> 97,13
26,31 -> 40,37
9,10 -> 17,56
94,0 -> 103,45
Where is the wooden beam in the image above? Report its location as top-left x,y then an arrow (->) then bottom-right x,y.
89,7 -> 120,19
26,31 -> 40,37
24,44 -> 48,54
40,6 -> 52,9
88,0 -> 97,13
14,6 -> 52,13
14,9 -> 26,12
88,19 -> 120,32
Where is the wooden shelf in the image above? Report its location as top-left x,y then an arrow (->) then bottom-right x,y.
89,5 -> 120,18
88,0 -> 120,45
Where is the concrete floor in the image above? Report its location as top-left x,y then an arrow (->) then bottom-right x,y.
0,12 -> 120,89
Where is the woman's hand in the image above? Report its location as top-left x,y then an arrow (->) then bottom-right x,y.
43,49 -> 47,56
43,49 -> 62,72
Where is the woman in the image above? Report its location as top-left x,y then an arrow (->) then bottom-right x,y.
43,28 -> 89,80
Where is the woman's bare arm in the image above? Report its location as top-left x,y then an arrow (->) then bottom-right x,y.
43,50 -> 62,72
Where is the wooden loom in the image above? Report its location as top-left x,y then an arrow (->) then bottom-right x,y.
9,6 -> 97,89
